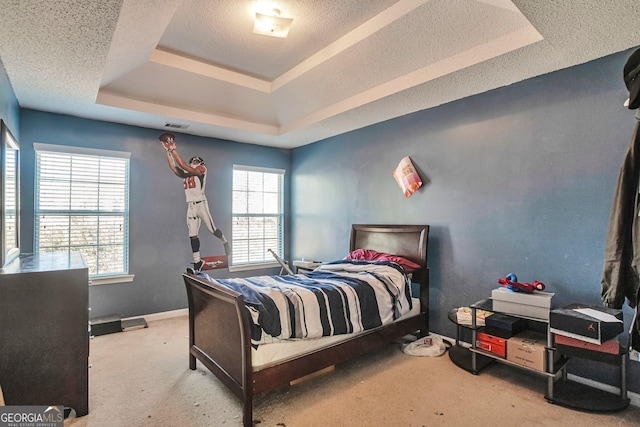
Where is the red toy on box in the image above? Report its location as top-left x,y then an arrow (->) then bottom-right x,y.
498,273 -> 545,293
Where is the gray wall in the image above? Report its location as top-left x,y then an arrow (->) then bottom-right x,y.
290,48 -> 640,391
19,110 -> 290,318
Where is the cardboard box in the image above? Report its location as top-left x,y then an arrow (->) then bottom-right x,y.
476,331 -> 507,357
484,313 -> 528,338
554,334 -> 620,355
491,287 -> 554,320
507,330 -> 554,372
549,303 -> 623,345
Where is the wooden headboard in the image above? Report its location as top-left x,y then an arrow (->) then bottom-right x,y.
349,224 -> 429,268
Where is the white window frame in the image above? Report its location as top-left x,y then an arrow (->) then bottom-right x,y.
33,143 -> 134,285
229,165 -> 285,272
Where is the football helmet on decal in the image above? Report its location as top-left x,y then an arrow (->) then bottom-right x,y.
189,156 -> 205,167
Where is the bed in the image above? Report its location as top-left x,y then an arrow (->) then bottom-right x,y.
183,224 -> 429,426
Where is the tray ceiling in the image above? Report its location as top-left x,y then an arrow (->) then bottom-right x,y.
0,0 -> 639,148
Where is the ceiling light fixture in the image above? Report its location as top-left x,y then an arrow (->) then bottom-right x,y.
253,8 -> 293,38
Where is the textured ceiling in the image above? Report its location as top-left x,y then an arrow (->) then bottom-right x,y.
0,0 -> 639,148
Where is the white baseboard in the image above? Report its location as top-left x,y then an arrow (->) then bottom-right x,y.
434,332 -> 640,408
122,308 -> 188,323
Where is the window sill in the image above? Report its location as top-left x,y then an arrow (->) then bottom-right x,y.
89,274 -> 135,286
228,262 -> 282,273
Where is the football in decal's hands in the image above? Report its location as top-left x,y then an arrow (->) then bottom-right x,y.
159,133 -> 176,151
159,132 -> 175,143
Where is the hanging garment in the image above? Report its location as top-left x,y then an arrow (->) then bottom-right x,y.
601,120 -> 640,349
602,48 -> 640,350
601,121 -> 640,309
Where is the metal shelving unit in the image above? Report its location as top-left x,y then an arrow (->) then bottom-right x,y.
448,299 -> 568,400
449,298 -> 630,411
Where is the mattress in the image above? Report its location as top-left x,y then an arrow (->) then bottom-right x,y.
252,297 -> 421,370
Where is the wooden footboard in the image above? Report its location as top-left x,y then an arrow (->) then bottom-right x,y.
183,273 -> 254,426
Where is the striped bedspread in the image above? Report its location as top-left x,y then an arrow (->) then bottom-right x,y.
206,260 -> 413,346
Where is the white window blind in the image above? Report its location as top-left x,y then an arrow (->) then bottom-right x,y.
232,165 -> 285,265
34,143 -> 130,278
4,143 -> 17,255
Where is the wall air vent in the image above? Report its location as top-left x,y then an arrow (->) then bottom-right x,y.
164,122 -> 190,129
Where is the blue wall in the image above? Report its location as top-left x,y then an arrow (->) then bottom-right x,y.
291,48 -> 640,391
19,111 -> 290,318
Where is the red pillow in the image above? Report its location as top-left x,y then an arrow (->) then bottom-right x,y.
346,249 -> 421,273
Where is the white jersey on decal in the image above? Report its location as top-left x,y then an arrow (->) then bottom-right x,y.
183,164 -> 207,203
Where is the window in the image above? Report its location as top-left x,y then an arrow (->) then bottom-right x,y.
232,165 -> 285,267
34,143 -> 131,281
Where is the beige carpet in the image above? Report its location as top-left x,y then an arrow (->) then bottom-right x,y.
65,316 -> 640,427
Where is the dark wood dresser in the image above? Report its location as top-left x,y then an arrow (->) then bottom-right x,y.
0,252 -> 89,416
